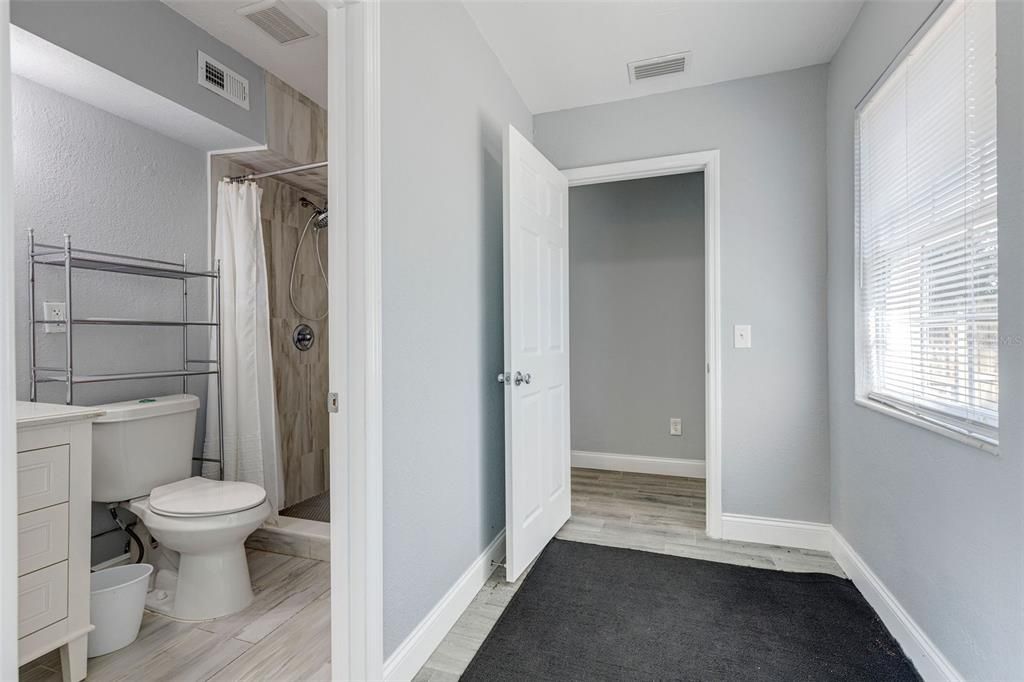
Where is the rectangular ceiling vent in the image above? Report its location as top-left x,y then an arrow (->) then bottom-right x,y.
237,0 -> 317,45
628,52 -> 690,83
197,51 -> 250,111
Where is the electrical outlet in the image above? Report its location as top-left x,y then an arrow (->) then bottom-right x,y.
734,324 -> 752,349
669,418 -> 682,436
43,301 -> 66,334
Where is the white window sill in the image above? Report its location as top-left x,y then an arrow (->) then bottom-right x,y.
854,396 -> 999,456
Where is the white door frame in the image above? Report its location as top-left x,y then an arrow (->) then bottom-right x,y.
0,2 -> 23,678
0,0 -> 387,676
320,0 -> 383,679
562,150 -> 723,539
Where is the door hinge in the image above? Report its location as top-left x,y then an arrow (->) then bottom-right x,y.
327,392 -> 339,413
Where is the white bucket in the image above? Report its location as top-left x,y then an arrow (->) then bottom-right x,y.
88,563 -> 154,658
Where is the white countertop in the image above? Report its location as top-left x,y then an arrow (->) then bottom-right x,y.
16,401 -> 105,428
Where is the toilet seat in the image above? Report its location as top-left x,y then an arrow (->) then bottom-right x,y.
148,477 -> 267,518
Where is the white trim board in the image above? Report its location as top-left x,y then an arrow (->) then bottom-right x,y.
383,531 -> 506,681
571,451 -> 705,479
563,150 -> 723,539
321,0 -> 384,679
720,513 -> 832,552
0,3 -> 20,676
830,530 -> 963,682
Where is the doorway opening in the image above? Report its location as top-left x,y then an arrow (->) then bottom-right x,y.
500,138 -> 722,583
561,171 -> 708,550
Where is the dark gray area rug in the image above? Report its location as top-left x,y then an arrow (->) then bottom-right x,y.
461,539 -> 920,681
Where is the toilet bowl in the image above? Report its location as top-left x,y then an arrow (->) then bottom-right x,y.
127,477 -> 270,621
91,395 -> 271,622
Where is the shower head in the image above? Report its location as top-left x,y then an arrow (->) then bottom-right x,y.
300,197 -> 328,230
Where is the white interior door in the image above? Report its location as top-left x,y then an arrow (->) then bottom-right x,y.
502,124 -> 570,582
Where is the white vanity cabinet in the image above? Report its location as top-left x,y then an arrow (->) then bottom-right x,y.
16,403 -> 103,682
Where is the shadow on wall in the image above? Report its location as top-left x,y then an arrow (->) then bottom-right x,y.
478,112 -> 507,549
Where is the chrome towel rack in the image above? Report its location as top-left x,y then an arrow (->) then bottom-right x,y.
27,229 -> 225,480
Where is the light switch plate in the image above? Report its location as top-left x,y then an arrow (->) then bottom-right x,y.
734,324 -> 751,349
669,418 -> 682,436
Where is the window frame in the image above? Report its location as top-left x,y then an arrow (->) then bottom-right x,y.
852,0 -> 999,454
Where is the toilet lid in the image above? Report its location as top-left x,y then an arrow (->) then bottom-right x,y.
149,477 -> 267,518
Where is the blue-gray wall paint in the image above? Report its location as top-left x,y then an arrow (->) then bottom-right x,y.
569,174 -> 705,461
11,75 -> 209,563
826,1 -> 1024,679
535,66 -> 830,523
11,0 -> 266,144
381,1 -> 532,657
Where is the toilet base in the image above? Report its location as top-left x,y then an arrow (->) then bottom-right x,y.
145,544 -> 255,621
127,498 -> 270,622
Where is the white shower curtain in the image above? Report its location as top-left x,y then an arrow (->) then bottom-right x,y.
204,180 -> 283,513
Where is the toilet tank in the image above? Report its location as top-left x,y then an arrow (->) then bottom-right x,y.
91,394 -> 200,503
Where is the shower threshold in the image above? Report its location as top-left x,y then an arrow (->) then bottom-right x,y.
280,490 -> 330,523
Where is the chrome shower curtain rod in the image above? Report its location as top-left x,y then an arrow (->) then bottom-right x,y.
228,160 -> 328,183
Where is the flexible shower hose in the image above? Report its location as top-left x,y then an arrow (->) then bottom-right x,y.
289,212 -> 329,321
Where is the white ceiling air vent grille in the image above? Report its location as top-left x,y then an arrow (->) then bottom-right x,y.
197,51 -> 250,111
237,0 -> 317,45
627,52 -> 690,83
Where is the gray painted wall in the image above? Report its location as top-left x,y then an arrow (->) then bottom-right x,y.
11,0 -> 266,145
569,174 -> 705,461
12,75 -> 209,563
535,66 -> 830,522
826,1 -> 1024,679
380,1 -> 533,657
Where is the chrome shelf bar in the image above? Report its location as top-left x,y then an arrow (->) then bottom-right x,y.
33,254 -> 217,280
33,318 -> 218,327
32,369 -> 218,384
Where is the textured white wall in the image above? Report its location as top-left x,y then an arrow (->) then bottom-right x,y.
12,75 -> 209,560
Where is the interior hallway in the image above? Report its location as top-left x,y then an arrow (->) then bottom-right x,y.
412,468 -> 844,681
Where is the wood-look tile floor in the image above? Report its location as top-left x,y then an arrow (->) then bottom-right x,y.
412,468 -> 844,681
21,470 -> 843,682
19,551 -> 331,682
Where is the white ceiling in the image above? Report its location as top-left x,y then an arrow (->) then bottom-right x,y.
163,0 -> 327,108
464,1 -> 864,114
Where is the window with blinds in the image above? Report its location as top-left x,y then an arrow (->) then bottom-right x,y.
855,0 -> 998,445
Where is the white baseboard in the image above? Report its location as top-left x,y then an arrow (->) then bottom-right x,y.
830,530 -> 962,682
383,530 -> 506,681
571,450 -> 705,478
720,513 -> 832,552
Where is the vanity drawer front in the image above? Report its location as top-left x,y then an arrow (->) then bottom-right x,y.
18,562 -> 68,639
17,446 -> 70,514
18,504 -> 69,577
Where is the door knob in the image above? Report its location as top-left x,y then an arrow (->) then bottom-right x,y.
514,371 -> 532,386
497,371 -> 511,384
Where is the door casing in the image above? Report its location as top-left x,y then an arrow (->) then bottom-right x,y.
562,150 -> 723,538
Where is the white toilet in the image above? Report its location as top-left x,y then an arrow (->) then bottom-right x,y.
91,394 -> 271,621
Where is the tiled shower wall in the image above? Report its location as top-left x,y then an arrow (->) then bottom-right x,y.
211,162 -> 329,509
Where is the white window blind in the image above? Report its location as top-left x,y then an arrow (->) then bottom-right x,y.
855,0 -> 998,444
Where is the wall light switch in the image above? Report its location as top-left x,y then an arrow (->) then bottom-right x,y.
669,418 -> 682,436
734,324 -> 752,349
43,301 -> 66,334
